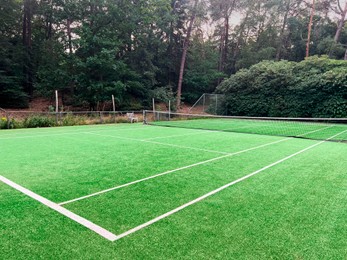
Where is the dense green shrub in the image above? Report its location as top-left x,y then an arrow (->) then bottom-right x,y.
61,113 -> 85,126
217,56 -> 347,118
23,116 -> 56,128
0,117 -> 8,129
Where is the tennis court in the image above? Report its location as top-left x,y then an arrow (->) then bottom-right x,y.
1,116 -> 347,259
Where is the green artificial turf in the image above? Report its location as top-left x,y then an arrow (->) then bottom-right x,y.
1,123 -> 346,259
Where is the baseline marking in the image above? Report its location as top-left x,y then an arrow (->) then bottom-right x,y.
0,175 -> 117,241
113,129 -> 347,241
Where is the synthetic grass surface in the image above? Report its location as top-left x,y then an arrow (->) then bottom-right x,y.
1,123 -> 347,259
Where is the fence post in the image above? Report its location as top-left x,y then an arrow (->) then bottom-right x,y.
152,98 -> 156,121
6,111 -> 10,129
99,111 -> 103,124
55,90 -> 59,125
215,95 -> 218,115
112,95 -> 116,123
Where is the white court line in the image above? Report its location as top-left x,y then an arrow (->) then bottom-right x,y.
58,137 -> 291,205
84,132 -> 230,155
0,126 -> 150,140
60,126 -> 333,205
0,175 -> 118,241
113,129 -> 347,241
141,130 -> 218,141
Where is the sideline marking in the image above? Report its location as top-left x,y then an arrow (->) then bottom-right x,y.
113,129 -> 347,241
58,137 -> 290,205
0,176 -> 117,241
60,126 -> 333,205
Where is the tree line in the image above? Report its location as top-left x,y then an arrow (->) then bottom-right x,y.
0,0 -> 346,110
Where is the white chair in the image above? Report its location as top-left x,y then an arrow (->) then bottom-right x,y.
126,112 -> 138,123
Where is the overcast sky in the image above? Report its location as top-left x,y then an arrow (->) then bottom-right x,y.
204,1 -> 346,37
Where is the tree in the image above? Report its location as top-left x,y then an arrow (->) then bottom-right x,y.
332,0 -> 347,60
306,0 -> 316,58
176,0 -> 199,109
0,0 -> 29,107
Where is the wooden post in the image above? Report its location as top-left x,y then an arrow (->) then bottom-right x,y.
215,95 -> 218,115
143,110 -> 146,124
112,95 -> 116,122
55,90 -> 59,125
152,98 -> 156,121
168,100 -> 171,121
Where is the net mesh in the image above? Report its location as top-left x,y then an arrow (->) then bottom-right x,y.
144,111 -> 347,142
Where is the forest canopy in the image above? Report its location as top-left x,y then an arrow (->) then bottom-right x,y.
0,0 -> 346,110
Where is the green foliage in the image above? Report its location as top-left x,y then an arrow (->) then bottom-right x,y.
61,113 -> 85,126
0,1 -> 29,108
0,117 -> 8,129
0,0 -> 346,110
183,38 -> 225,103
23,116 -> 56,128
150,86 -> 175,103
217,57 -> 347,118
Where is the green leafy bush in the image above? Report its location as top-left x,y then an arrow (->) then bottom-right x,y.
0,117 -> 8,129
217,57 -> 347,118
23,116 -> 56,128
61,113 -> 85,126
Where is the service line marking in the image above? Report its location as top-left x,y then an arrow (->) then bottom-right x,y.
113,129 -> 347,241
0,175 -> 118,241
60,126 -> 333,205
58,137 -> 291,205
84,132 -> 230,155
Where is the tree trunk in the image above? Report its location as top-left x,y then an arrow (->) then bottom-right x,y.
345,48 -> 347,60
67,18 -> 73,54
176,0 -> 199,110
218,13 -> 229,73
23,0 -> 33,97
306,0 -> 315,58
276,0 -> 290,61
334,1 -> 347,43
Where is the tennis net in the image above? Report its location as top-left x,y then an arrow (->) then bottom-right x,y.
143,110 -> 347,142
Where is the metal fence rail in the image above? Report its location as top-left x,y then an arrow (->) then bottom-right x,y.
0,110 -> 143,129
